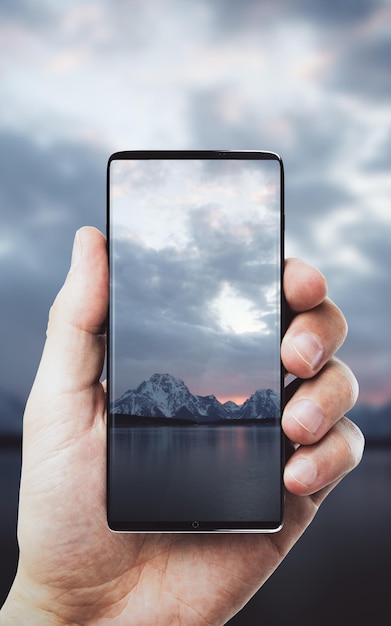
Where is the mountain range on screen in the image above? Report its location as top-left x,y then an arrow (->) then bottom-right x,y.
111,373 -> 280,424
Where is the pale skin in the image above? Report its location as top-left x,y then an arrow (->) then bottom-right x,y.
0,227 -> 364,626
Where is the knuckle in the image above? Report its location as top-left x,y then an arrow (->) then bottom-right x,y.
326,359 -> 359,410
324,298 -> 348,348
334,417 -> 365,470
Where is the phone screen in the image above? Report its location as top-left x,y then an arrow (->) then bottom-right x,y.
107,150 -> 284,532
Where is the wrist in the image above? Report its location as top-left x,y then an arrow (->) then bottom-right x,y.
0,577 -> 68,626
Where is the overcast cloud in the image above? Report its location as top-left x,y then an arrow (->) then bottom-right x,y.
110,157 -> 281,403
1,0 -> 391,432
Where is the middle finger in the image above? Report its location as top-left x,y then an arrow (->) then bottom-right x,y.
281,298 -> 348,379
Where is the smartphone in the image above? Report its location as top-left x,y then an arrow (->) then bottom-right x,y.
107,150 -> 284,532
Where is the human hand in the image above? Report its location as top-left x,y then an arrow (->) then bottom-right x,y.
0,228 -> 364,626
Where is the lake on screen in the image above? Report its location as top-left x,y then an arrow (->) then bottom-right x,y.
109,424 -> 281,523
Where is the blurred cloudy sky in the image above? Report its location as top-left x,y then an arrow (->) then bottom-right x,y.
1,0 -> 390,431
110,156 -> 281,403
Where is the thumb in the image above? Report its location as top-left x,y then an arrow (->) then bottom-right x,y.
27,226 -> 108,409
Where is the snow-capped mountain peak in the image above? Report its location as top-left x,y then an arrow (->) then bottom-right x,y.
112,374 -> 280,423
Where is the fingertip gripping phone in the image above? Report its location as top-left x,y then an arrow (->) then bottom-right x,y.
107,150 -> 284,532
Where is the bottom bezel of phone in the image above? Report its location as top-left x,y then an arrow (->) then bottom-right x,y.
107,519 -> 284,533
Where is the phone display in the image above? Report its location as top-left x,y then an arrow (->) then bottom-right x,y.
107,150 -> 284,532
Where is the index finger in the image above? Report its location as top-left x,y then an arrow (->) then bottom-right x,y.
284,258 -> 328,313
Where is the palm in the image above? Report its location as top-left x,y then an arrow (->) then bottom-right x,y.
18,380 -> 317,626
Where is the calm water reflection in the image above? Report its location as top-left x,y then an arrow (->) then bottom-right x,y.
109,424 -> 282,523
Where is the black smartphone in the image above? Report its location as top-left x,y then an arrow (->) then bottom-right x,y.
107,150 -> 284,532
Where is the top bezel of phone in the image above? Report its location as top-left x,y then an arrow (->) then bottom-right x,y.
108,150 -> 282,164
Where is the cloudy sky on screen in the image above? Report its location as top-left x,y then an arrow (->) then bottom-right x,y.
110,157 -> 281,403
1,0 -> 390,424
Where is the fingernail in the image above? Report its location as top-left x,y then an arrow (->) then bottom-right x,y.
71,230 -> 81,269
287,457 -> 317,487
292,333 -> 323,371
287,399 -> 324,436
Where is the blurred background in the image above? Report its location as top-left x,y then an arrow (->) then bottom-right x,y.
1,1 -> 390,623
